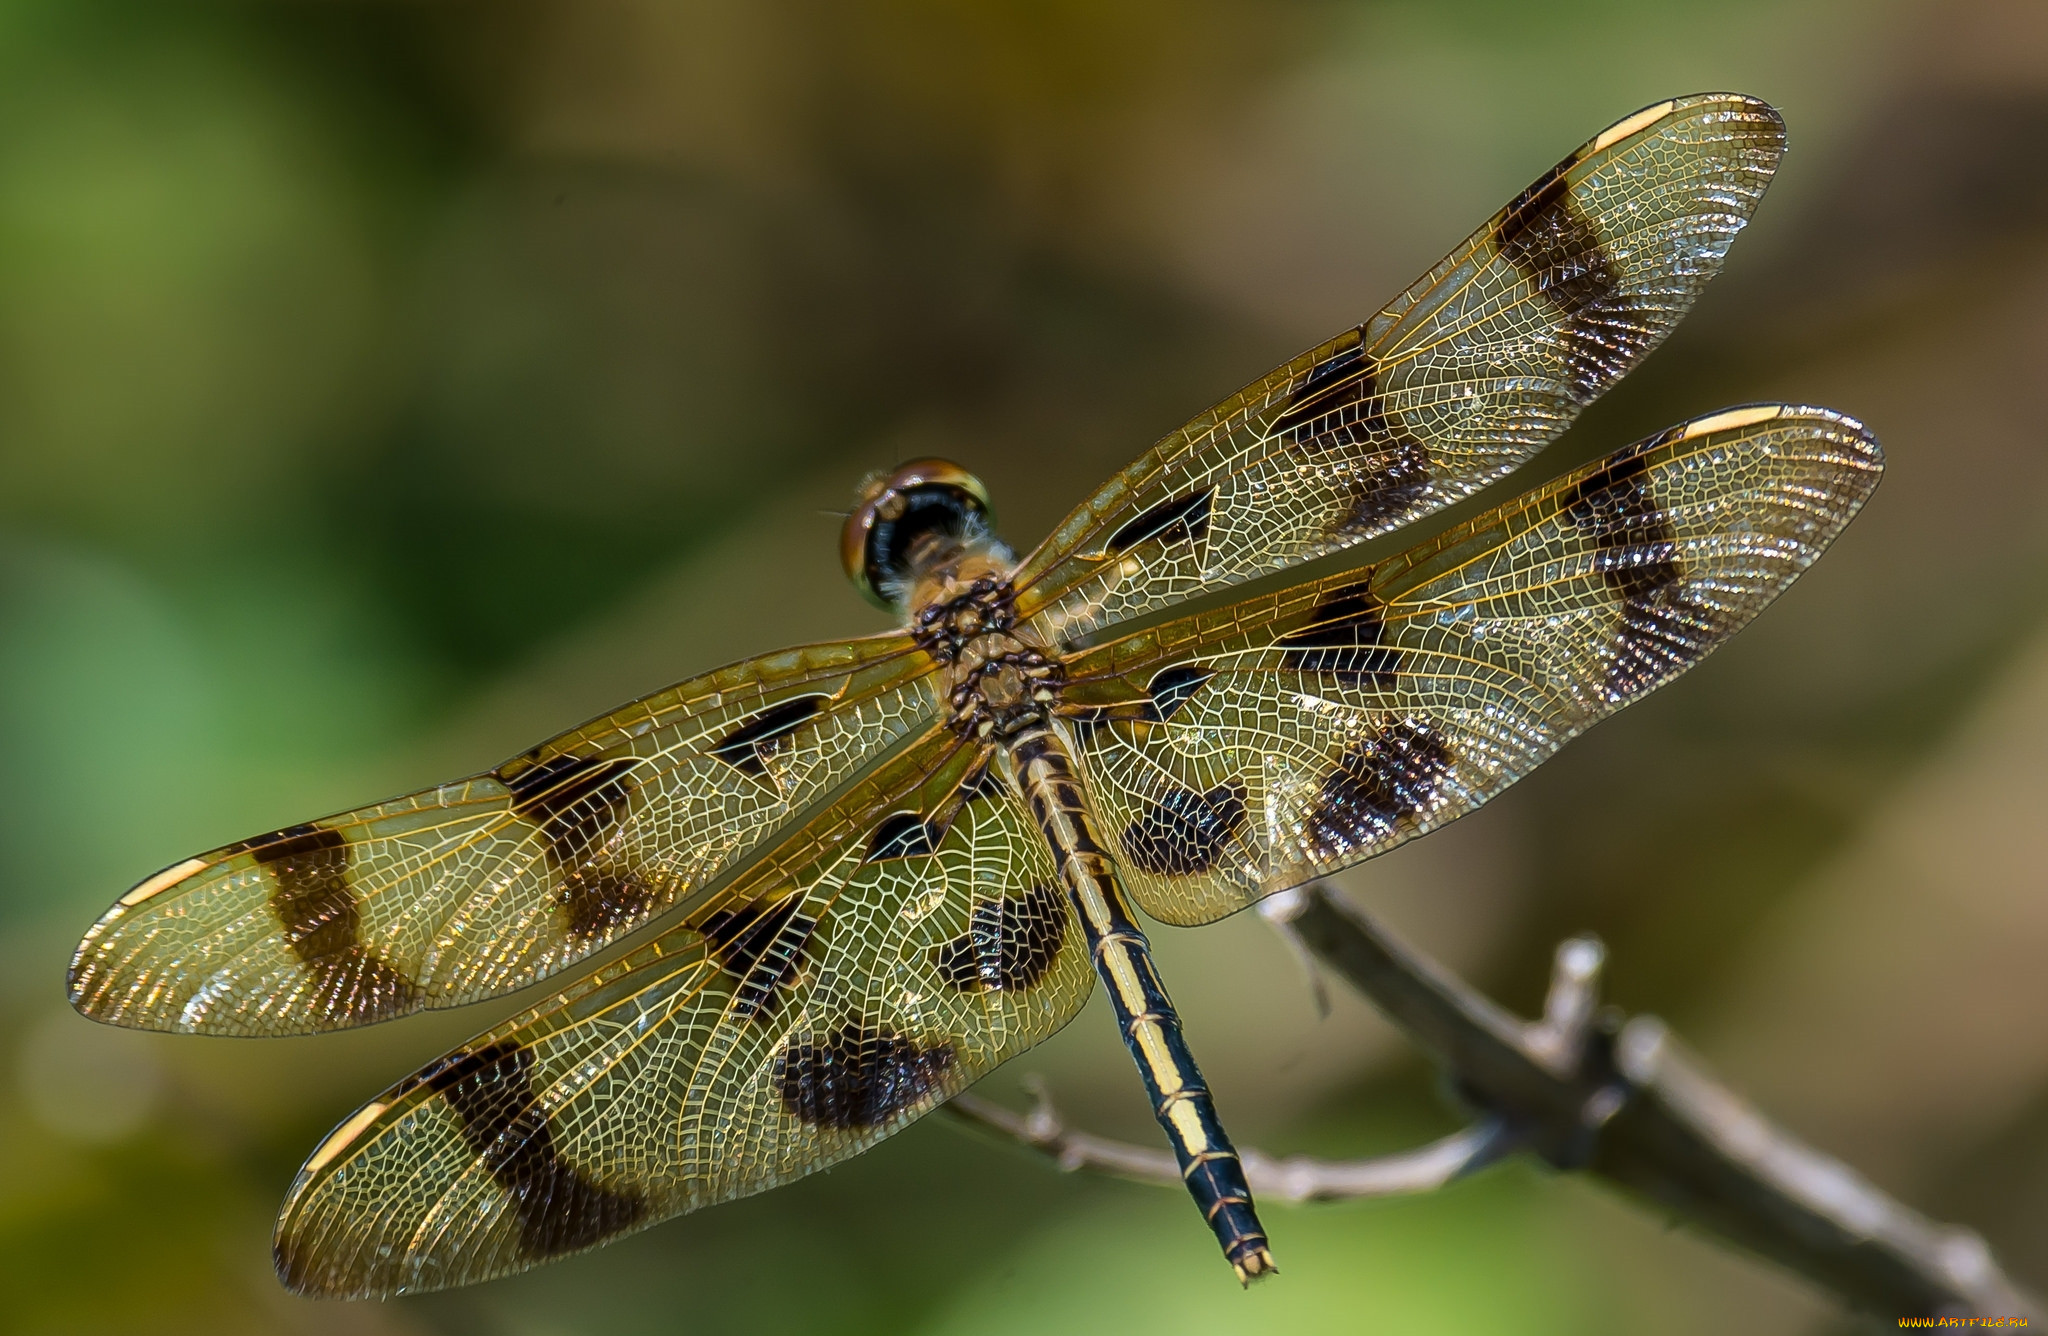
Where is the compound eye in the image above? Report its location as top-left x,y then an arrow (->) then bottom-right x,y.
840,459 -> 993,610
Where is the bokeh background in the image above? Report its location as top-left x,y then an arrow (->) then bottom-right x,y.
2,0 -> 2045,1332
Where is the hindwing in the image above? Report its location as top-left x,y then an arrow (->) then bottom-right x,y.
273,735 -> 1092,1297
1056,406 -> 1882,925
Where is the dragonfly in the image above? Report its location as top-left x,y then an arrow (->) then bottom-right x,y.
69,92 -> 1881,1298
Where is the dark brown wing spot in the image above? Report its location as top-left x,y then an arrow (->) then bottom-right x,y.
697,895 -> 818,1019
932,881 -> 1068,993
1497,161 -> 1655,401
1271,330 -> 1371,443
1271,328 -> 1433,531
1305,719 -> 1454,862
1068,664 -> 1214,740
1143,663 -> 1214,723
864,811 -> 939,862
1497,164 -> 1575,260
775,1023 -> 955,1129
503,753 -> 638,861
255,825 -> 353,960
1500,164 -> 1615,323
415,1043 -> 646,1259
503,753 -> 652,940
1567,445 -> 1727,700
1337,441 -> 1433,534
251,825 -> 418,1025
1119,781 -> 1247,877
555,872 -> 660,942
709,695 -> 829,777
1103,488 -> 1213,556
1277,582 -> 1401,689
1568,444 -> 1679,594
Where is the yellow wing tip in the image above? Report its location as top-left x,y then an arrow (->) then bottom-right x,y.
303,1100 -> 389,1178
1586,92 -> 1782,157
1589,100 -> 1678,154
1666,404 -> 1883,474
118,856 -> 209,907
1677,404 -> 1784,440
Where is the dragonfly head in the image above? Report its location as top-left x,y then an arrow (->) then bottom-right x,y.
843,458 -> 1006,613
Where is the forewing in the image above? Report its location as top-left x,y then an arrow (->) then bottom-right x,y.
70,635 -> 942,1035
1056,406 -> 1881,926
1015,93 -> 1786,646
272,733 -> 1092,1298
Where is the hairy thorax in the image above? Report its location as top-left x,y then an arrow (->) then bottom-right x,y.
909,562 -> 1063,739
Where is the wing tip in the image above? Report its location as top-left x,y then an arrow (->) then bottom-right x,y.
66,930 -> 133,1027
1785,404 -> 1883,464
64,857 -> 215,1025
1585,91 -> 1785,160
265,1099 -> 398,1297
63,970 -> 96,1021
1668,90 -> 1785,128
65,970 -> 193,1033
273,1220 -> 375,1301
1672,402 -> 1884,470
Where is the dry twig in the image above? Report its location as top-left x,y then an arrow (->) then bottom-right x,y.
949,1082 -> 1506,1205
945,882 -> 2041,1322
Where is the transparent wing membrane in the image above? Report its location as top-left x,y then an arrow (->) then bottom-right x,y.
1015,94 -> 1786,646
70,636 -> 939,1034
273,736 -> 1093,1298
1056,406 -> 1881,925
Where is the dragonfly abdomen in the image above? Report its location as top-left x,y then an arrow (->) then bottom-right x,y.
1006,723 -> 1277,1284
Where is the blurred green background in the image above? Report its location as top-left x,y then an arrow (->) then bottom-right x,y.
3,0 -> 2046,1332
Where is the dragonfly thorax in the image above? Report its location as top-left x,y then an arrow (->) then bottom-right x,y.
943,625 -> 1061,738
908,572 -> 1063,737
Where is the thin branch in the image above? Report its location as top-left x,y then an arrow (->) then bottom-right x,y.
947,1083 -> 1508,1204
1262,886 -> 1334,1020
950,882 -> 2041,1321
1274,883 -> 2044,1322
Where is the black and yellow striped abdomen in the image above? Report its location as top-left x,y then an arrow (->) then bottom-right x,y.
1007,723 -> 1275,1283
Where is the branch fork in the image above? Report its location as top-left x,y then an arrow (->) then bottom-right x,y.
945,882 -> 2041,1322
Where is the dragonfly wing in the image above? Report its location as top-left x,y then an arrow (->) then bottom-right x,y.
1055,406 -> 1882,926
272,733 -> 1091,1297
71,634 -> 941,1034
1015,93 -> 1787,646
